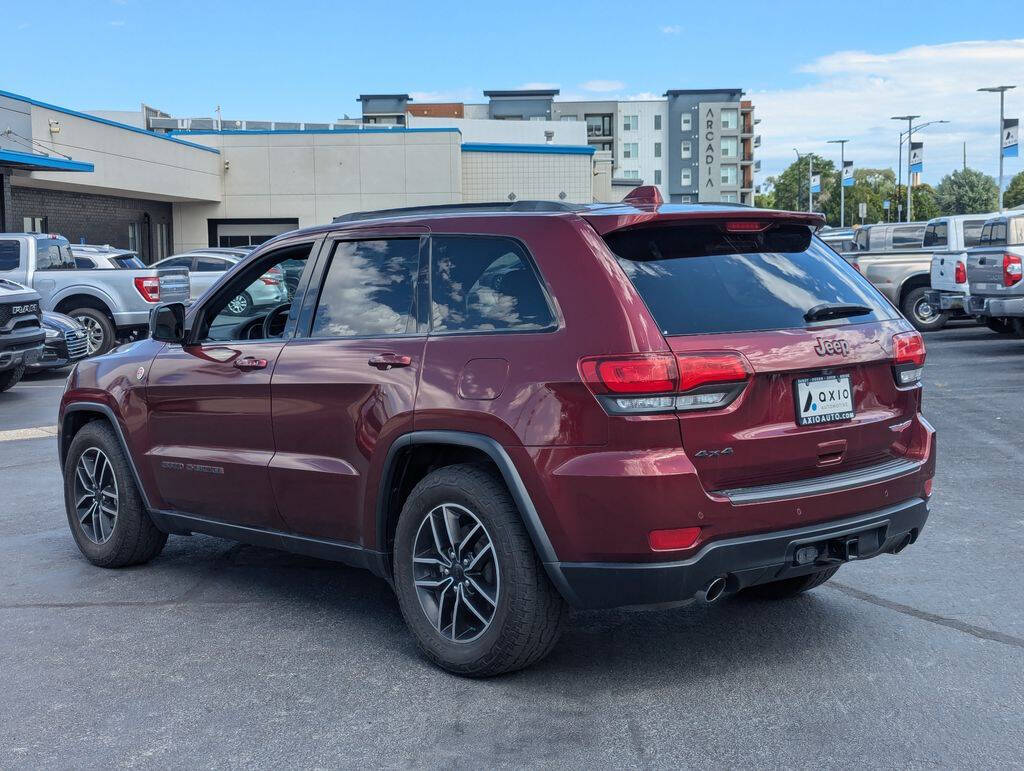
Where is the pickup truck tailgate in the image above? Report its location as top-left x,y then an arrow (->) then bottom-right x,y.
156,268 -> 190,303
967,247 -> 1024,296
930,251 -> 967,294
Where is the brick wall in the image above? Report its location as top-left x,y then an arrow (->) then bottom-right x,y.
9,185 -> 172,263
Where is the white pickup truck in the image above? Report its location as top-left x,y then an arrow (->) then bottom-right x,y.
924,213 -> 998,322
0,233 -> 189,355
966,214 -> 1024,334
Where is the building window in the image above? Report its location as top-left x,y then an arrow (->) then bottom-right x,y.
654,169 -> 662,185
720,136 -> 738,158
654,142 -> 662,158
681,195 -> 693,203
154,223 -> 169,261
720,164 -> 738,185
681,113 -> 692,131
598,142 -> 612,152
681,168 -> 692,186
721,192 -> 739,203
623,115 -> 638,131
721,109 -> 738,130
681,141 -> 692,159
23,216 -> 47,232
586,114 -> 612,138
622,170 -> 640,179
654,114 -> 662,130
560,114 -> 578,121
623,143 -> 638,159
128,223 -> 141,252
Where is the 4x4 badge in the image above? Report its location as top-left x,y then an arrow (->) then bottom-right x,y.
813,337 -> 850,357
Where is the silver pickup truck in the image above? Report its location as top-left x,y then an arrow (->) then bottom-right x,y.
966,214 -> 1024,334
0,233 -> 189,355
844,222 -> 942,331
924,213 -> 998,317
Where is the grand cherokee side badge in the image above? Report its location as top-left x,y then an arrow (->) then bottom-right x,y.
813,337 -> 850,357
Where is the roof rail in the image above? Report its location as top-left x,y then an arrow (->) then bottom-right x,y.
332,200 -> 583,224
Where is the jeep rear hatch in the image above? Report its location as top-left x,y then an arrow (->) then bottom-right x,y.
600,218 -> 924,492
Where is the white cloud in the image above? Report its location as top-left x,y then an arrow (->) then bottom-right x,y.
581,80 -> 625,92
109,19 -> 125,26
661,25 -> 681,35
754,39 -> 1024,187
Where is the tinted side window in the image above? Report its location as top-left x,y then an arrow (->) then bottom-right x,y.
854,228 -> 870,251
430,236 -> 555,333
195,257 -> 229,272
159,257 -> 194,269
963,220 -> 986,247
892,226 -> 924,248
75,257 -> 97,269
311,239 -> 420,338
923,222 -> 947,247
0,240 -> 22,271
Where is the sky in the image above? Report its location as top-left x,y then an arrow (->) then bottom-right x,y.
3,0 -> 1023,187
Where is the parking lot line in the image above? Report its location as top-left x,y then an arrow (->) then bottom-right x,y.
0,426 -> 58,442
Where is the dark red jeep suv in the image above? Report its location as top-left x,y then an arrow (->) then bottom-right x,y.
59,189 -> 935,676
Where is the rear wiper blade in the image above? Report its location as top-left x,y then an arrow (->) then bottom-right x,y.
804,302 -> 872,322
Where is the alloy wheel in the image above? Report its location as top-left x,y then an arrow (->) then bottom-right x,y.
411,503 -> 500,643
227,295 -> 249,315
73,447 -> 119,544
76,316 -> 105,355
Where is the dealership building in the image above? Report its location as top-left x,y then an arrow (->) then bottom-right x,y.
0,86 -> 755,261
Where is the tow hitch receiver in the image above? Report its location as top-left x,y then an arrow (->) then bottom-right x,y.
793,527 -> 885,566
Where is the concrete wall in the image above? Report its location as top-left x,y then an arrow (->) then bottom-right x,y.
462,149 -> 592,203
169,129 -> 462,252
406,116 -> 586,145
1,93 -> 222,203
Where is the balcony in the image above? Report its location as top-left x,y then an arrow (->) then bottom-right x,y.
754,134 -> 761,148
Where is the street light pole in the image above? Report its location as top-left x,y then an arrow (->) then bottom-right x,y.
979,86 -> 1016,211
892,115 -> 920,222
828,139 -> 849,227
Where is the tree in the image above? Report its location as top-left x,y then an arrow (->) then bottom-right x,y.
912,183 -> 940,222
935,168 -> 999,215
838,167 -> 897,224
772,154 -> 836,217
1005,170 -> 1024,210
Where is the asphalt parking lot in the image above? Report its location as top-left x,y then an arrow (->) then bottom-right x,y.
1,324 -> 1022,769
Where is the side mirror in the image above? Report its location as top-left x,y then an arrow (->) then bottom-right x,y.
150,302 -> 186,343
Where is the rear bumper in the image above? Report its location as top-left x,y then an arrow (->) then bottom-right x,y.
924,289 -> 965,311
551,497 -> 929,609
968,294 -> 1024,317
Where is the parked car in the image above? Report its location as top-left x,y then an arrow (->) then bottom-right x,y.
819,227 -> 856,254
0,233 -> 190,355
966,214 -> 1024,333
922,213 -> 997,319
0,277 -> 45,392
27,311 -> 90,373
152,250 -> 290,313
58,190 -> 935,676
70,245 -> 146,270
845,221 -> 943,330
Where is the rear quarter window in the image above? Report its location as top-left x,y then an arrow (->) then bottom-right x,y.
923,222 -> 947,247
892,226 -> 925,248
606,224 -> 896,336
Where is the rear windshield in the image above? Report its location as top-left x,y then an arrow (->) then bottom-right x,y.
606,224 -> 896,336
923,222 -> 947,247
34,239 -> 76,270
963,220 -> 987,247
113,254 -> 145,269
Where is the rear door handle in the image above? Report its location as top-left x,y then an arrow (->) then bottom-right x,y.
234,356 -> 268,371
368,353 -> 412,371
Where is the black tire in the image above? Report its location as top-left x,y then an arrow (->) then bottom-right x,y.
63,421 -> 167,568
226,291 -> 253,316
70,307 -> 116,355
0,364 -> 25,393
985,318 -> 1014,335
393,463 -> 568,677
743,566 -> 840,600
901,287 -> 948,332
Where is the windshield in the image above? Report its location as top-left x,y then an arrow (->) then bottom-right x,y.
606,224 -> 896,336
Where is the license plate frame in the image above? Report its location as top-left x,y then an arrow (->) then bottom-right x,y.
794,373 -> 855,426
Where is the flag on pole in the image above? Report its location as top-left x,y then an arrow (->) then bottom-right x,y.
1004,118 -> 1019,158
842,160 -> 854,187
909,142 -> 923,173
810,174 -> 821,194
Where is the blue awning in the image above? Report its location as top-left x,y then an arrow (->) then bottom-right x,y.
0,148 -> 94,172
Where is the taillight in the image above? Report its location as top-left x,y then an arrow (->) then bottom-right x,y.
892,331 -> 926,386
850,259 -> 861,273
260,266 -> 284,286
1003,253 -> 1022,287
579,352 -> 749,414
954,260 -> 967,284
133,276 -> 160,303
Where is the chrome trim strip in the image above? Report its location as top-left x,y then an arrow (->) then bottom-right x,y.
717,457 -> 924,504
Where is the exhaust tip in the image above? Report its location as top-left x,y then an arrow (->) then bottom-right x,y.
888,533 -> 913,555
702,576 -> 728,604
